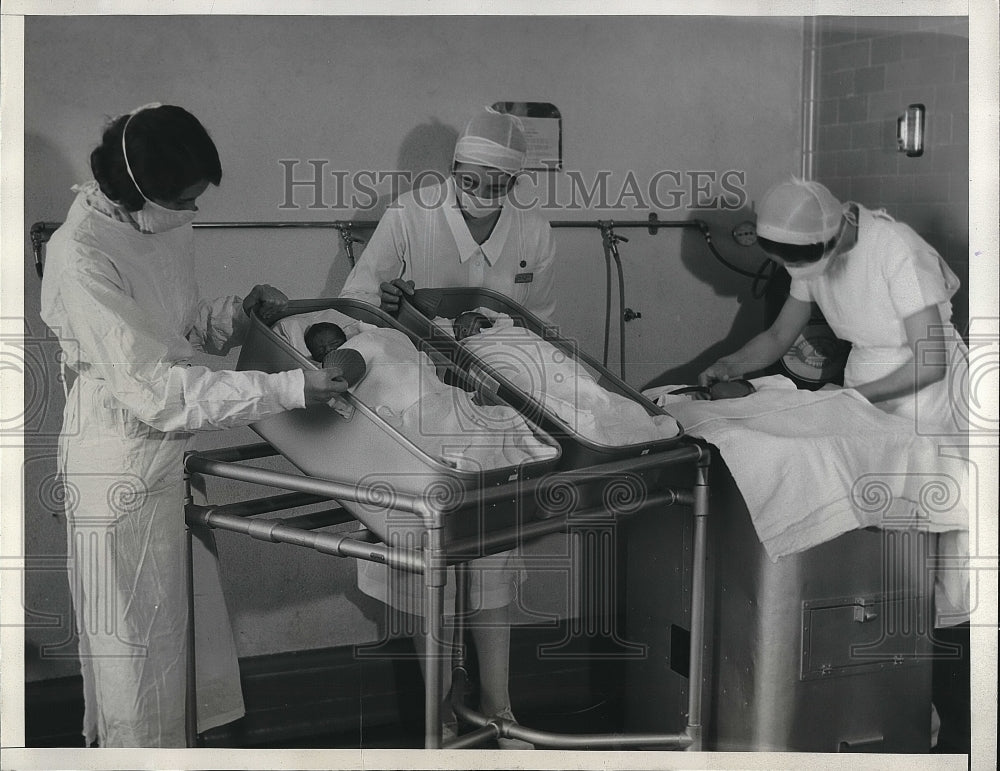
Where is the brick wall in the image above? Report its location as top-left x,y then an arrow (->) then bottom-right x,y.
812,16 -> 969,332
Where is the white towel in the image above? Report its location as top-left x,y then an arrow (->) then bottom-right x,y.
273,308 -> 376,360
430,308 -> 516,339
652,378 -> 969,625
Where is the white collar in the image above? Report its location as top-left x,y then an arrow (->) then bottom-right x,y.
442,177 -> 512,266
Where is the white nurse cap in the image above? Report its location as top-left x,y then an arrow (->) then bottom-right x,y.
453,107 -> 527,175
757,178 -> 844,245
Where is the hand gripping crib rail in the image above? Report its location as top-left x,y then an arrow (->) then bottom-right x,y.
182,299 -> 713,750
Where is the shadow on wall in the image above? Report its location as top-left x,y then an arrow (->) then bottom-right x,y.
322,118 -> 459,298
25,130 -> 80,279
642,206 -> 774,390
901,210 -> 969,339
23,131 -> 84,682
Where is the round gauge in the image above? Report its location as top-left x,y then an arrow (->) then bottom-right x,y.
732,221 -> 758,247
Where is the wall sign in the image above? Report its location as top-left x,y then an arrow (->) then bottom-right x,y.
491,102 -> 562,170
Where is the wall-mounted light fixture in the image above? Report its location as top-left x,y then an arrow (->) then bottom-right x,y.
896,103 -> 925,157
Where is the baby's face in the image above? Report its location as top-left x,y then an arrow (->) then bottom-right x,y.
308,329 -> 345,361
454,312 -> 492,341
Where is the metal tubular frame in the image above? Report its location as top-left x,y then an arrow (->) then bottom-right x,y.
182,440 -> 711,751
30,216 -> 721,278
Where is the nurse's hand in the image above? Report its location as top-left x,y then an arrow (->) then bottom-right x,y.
379,279 -> 415,314
698,360 -> 744,387
244,284 -> 289,323
302,368 -> 350,405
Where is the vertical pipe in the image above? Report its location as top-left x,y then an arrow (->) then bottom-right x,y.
600,225 -> 613,368
423,521 -> 446,749
685,459 -> 711,751
184,525 -> 198,747
801,16 -> 820,180
448,562 -> 469,737
453,563 -> 469,674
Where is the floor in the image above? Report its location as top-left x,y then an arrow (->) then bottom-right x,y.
262,700 -> 622,749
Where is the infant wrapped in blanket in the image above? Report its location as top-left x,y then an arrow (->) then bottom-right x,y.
279,310 -> 558,473
342,327 -> 558,471
438,310 -> 679,447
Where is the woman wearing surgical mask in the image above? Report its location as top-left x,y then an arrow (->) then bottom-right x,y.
40,104 -> 349,747
700,178 -> 967,435
699,177 -> 970,753
340,107 -> 556,748
340,106 -> 557,319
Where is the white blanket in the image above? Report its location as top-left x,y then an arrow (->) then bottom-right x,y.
272,308 -> 376,359
647,377 -> 969,624
341,328 -> 558,472
462,323 -> 679,446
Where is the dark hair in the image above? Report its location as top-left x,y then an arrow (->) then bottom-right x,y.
454,311 -> 493,341
757,236 -> 836,265
89,105 -> 222,211
304,322 -> 347,361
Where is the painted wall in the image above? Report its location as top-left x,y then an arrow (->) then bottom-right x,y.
22,14 -> 804,680
812,16 -> 970,332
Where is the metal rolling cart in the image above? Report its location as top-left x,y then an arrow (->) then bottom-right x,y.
182,299 -> 712,750
183,438 -> 712,750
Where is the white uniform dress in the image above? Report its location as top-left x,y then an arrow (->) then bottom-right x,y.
789,204 -> 970,625
40,182 -> 305,747
789,205 -> 968,434
343,178 -> 557,617
340,177 -> 557,319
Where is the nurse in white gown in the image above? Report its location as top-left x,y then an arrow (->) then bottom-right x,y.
344,107 -> 553,748
40,104 -> 347,747
699,178 -> 970,751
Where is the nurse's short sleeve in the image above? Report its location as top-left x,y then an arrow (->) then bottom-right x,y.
788,277 -> 813,303
882,225 -> 960,320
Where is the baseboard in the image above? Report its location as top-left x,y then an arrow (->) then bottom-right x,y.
24,674 -> 86,747
25,621 -> 626,748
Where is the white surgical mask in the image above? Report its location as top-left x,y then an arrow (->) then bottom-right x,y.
457,186 -> 504,218
784,214 -> 854,280
121,103 -> 199,234
133,199 -> 198,234
784,251 -> 835,280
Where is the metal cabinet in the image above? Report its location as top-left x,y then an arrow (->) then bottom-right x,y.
624,457 -> 935,752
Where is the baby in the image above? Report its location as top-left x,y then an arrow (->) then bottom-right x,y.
303,322 -> 367,387
460,318 -> 680,446
453,310 -> 494,341
338,326 -> 557,471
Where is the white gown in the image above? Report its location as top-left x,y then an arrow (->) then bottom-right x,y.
789,205 -> 969,435
789,204 -> 970,625
339,177 -> 557,319
40,182 -> 305,747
